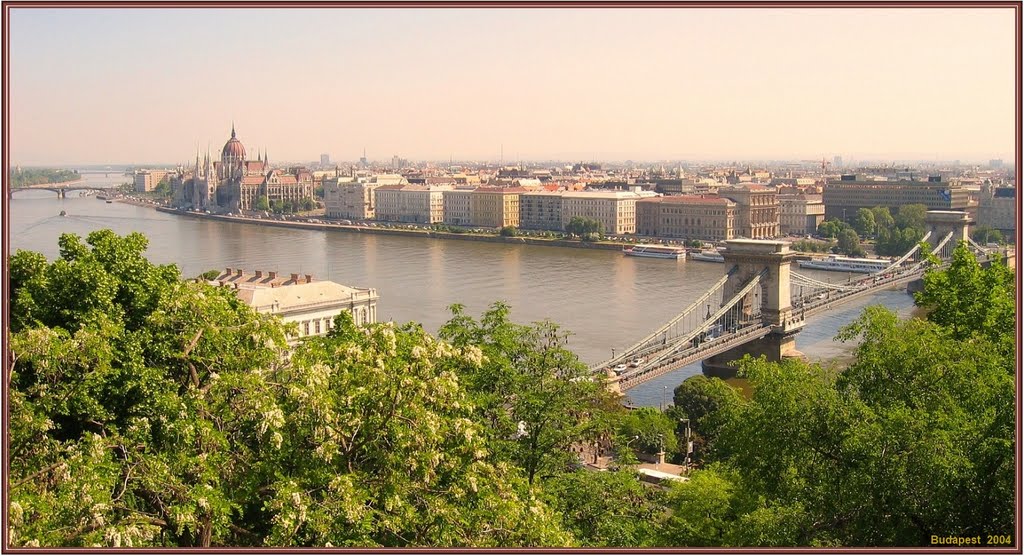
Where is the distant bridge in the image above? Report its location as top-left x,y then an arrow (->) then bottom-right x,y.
9,181 -> 112,198
595,211 -> 995,393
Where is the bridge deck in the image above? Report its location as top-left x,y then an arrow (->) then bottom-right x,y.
613,324 -> 773,390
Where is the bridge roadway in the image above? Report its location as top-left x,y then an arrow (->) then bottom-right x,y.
609,264 -> 931,391
9,181 -> 104,198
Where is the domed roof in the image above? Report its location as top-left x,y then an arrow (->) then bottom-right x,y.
221,125 -> 246,160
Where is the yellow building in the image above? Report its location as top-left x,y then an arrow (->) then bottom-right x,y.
471,186 -> 524,228
560,190 -> 649,235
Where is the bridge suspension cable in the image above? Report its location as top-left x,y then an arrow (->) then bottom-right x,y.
790,271 -> 860,292
928,231 -> 954,258
589,267 -> 736,372
640,269 -> 768,371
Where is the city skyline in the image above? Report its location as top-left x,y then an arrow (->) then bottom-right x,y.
7,7 -> 1018,166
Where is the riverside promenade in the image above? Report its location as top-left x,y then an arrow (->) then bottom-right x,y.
152,206 -> 634,252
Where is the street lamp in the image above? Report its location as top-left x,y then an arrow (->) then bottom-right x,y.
681,418 -> 693,472
657,434 -> 665,469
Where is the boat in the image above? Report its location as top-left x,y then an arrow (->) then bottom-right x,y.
689,249 -> 725,263
59,210 -> 67,217
105,200 -> 113,204
623,245 -> 687,260
798,255 -> 890,273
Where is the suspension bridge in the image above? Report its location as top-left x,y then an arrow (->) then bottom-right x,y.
595,211 -> 1000,393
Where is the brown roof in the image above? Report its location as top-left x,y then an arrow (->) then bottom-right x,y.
375,184 -> 408,191
640,195 -> 734,205
475,186 -> 527,193
241,175 -> 265,186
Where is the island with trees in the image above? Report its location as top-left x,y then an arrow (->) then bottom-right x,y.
8,167 -> 80,188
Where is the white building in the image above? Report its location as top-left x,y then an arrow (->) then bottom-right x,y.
443,188 -> 475,226
374,184 -> 451,224
211,268 -> 379,341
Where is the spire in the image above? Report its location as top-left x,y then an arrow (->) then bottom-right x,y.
231,121 -> 236,139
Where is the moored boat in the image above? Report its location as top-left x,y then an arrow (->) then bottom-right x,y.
623,244 -> 686,260
798,255 -> 890,273
690,249 -> 725,263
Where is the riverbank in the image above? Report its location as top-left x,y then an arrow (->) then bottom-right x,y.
151,206 -> 633,252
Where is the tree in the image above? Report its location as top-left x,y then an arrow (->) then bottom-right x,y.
915,242 -> 1015,352
438,303 -> 620,485
617,407 -> 678,457
971,225 -> 1004,246
836,229 -> 864,257
152,178 -> 172,198
672,376 -> 743,461
852,208 -> 875,237
870,206 -> 895,231
500,226 -> 518,237
565,217 -> 603,241
541,470 -> 662,547
255,195 -> 270,211
816,219 -> 846,239
299,197 -> 316,212
894,204 -> 927,230
8,232 -> 574,548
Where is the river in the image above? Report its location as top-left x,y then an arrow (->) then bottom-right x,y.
9,171 -> 918,407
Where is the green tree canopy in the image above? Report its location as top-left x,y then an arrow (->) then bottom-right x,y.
852,208 -> 875,237
618,407 -> 678,456
438,302 -> 620,485
672,376 -> 743,461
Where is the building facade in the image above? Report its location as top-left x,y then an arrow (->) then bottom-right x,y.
324,177 -> 381,220
471,187 -> 523,228
635,195 -> 736,240
822,176 -> 971,221
719,185 -> 779,239
519,191 -> 565,231
211,268 -> 379,341
778,194 -> 825,236
977,184 -> 1016,235
443,188 -> 475,226
374,184 -> 450,223
134,170 -> 169,193
560,190 -> 646,235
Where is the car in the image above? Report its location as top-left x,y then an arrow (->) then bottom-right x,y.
613,364 -> 628,374
630,357 -> 645,367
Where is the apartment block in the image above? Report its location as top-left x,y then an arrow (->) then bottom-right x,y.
778,194 -> 825,236
636,195 -> 736,241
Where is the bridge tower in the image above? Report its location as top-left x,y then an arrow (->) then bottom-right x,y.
703,239 -> 805,377
924,210 -> 971,250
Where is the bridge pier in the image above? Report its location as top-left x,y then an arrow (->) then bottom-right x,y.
924,210 -> 971,250
701,332 -> 803,378
703,239 -> 805,377
57,188 -> 66,199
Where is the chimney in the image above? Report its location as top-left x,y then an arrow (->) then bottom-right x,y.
290,273 -> 299,283
236,269 -> 243,277
305,274 -> 313,283
255,270 -> 263,278
269,271 -> 277,279
225,267 -> 232,275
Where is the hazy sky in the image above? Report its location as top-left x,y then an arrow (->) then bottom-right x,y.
7,7 -> 1017,165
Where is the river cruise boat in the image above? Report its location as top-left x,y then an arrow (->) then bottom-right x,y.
798,255 -> 890,273
623,245 -> 687,260
689,249 -> 725,263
